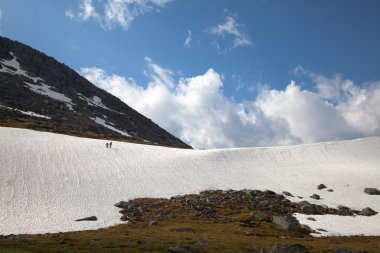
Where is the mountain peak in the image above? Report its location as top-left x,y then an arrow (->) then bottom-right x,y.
0,36 -> 191,149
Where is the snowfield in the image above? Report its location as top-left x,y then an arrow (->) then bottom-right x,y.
0,127 -> 379,236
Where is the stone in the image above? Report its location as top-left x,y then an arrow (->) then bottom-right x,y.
299,204 -> 315,214
270,244 -> 310,253
149,220 -> 159,226
364,188 -> 380,195
330,249 -> 368,253
272,216 -> 299,232
196,240 -> 209,248
74,216 -> 97,221
171,226 -> 194,232
310,194 -> 320,200
168,246 -> 199,253
317,184 -> 327,190
306,217 -> 316,221
254,211 -> 271,222
359,207 -> 378,216
282,191 -> 293,197
327,189 -> 334,192
114,201 -> 128,208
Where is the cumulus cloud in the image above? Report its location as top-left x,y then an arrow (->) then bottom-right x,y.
80,60 -> 380,149
209,15 -> 253,48
184,30 -> 192,49
66,0 -> 172,30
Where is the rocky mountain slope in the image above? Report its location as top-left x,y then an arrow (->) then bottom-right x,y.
0,36 -> 191,148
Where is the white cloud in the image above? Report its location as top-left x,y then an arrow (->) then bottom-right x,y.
209,15 -> 253,48
184,30 -> 192,49
66,0 -> 172,30
80,60 -> 380,149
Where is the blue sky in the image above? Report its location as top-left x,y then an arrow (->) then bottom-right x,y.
1,0 -> 380,148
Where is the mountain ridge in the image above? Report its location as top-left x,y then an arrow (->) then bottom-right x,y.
0,36 -> 191,149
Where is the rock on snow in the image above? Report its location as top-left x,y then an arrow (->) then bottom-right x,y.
0,127 -> 380,236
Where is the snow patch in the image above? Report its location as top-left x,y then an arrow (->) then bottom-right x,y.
25,82 -> 75,110
0,52 -> 43,83
0,104 -> 51,119
0,127 -> 379,236
77,93 -> 124,114
90,116 -> 130,137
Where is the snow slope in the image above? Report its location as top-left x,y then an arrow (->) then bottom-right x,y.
0,127 -> 379,236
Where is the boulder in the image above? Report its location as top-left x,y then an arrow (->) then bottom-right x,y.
364,188 -> 380,195
254,211 -> 271,222
300,203 -> 315,214
317,184 -> 327,190
75,216 -> 97,221
272,216 -> 299,232
359,207 -> 378,216
149,220 -> 159,226
270,244 -> 310,253
310,194 -> 320,200
282,191 -> 293,197
168,246 -> 199,253
114,201 -> 128,208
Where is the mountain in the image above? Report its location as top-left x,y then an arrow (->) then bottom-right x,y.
1,126 -> 380,236
0,36 -> 191,149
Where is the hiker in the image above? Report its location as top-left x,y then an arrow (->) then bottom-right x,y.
106,143 -> 109,148
109,142 -> 112,148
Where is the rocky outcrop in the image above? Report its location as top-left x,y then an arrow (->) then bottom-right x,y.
0,36 -> 191,149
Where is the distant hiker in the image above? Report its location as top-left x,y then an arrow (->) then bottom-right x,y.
109,142 -> 112,148
106,143 -> 109,148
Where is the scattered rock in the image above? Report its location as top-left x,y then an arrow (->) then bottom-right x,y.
272,216 -> 299,232
168,246 -> 199,253
359,207 -> 378,216
254,211 -> 271,222
75,216 -> 97,221
306,217 -> 316,221
317,184 -> 327,190
317,228 -> 328,232
299,203 -> 315,214
270,244 -> 310,253
364,188 -> 380,195
310,194 -> 320,200
327,189 -> 334,192
330,249 -> 368,253
282,191 -> 293,197
114,201 -> 129,208
241,230 -> 253,236
171,226 -> 194,232
196,240 -> 209,248
149,220 -> 159,226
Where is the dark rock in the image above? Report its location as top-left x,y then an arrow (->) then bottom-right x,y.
254,211 -> 270,222
149,220 -> 159,226
168,246 -> 199,253
306,217 -> 316,221
317,184 -> 327,190
114,201 -> 128,208
75,216 -> 97,221
272,216 -> 299,232
282,191 -> 293,197
241,230 -> 253,236
310,194 -> 320,200
327,189 -> 334,192
196,240 -> 209,248
171,226 -> 194,232
137,240 -> 147,245
364,188 -> 380,195
359,207 -> 378,216
270,244 -> 310,253
299,203 -> 315,214
330,249 -> 368,253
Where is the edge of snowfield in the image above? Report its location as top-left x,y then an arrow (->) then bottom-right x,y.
0,127 -> 379,237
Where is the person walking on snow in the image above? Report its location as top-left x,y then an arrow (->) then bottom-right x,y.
106,143 -> 109,148
109,142 -> 112,148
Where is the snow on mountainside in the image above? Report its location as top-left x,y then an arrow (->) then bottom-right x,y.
0,36 -> 190,148
1,127 -> 379,236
